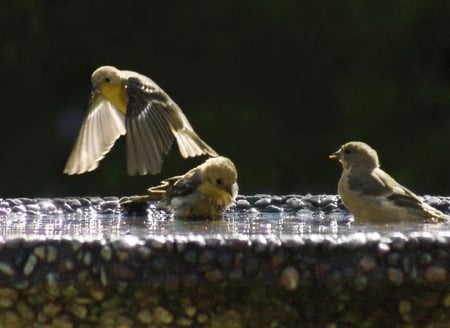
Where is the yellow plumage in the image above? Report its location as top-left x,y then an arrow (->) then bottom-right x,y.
64,65 -> 217,175
99,83 -> 128,114
123,156 -> 238,220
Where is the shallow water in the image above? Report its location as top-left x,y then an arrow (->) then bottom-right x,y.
1,199 -> 450,327
2,208 -> 450,241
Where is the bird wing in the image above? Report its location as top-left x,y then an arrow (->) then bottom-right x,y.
375,169 -> 449,222
348,168 -> 422,205
347,167 -> 448,222
371,168 -> 425,210
124,75 -> 218,175
63,92 -> 126,174
165,170 -> 202,199
148,175 -> 183,194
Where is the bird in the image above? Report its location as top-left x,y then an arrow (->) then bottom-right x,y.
329,141 -> 449,223
63,65 -> 217,176
122,156 -> 238,220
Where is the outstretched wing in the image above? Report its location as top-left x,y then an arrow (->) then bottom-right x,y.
63,92 -> 126,174
124,75 -> 217,175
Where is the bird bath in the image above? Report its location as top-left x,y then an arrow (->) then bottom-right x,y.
0,194 -> 449,327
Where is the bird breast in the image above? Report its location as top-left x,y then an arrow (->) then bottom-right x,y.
100,83 -> 128,114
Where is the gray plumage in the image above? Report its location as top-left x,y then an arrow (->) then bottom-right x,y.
330,141 -> 449,223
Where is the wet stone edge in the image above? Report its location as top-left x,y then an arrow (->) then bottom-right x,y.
0,233 -> 449,291
0,234 -> 448,326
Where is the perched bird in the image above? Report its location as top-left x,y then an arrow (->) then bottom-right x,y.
329,141 -> 449,223
64,65 -> 217,175
122,156 -> 238,220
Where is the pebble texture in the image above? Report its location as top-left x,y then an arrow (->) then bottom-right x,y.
1,194 -> 449,217
0,195 -> 448,327
0,194 -> 352,217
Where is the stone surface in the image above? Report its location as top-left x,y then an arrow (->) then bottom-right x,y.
0,195 -> 448,327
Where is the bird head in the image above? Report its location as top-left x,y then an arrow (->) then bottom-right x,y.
329,141 -> 380,170
91,65 -> 122,90
202,156 -> 238,198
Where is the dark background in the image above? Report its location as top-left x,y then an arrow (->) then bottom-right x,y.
1,1 -> 450,197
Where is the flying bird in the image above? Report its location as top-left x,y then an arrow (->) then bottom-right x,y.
64,65 -> 217,175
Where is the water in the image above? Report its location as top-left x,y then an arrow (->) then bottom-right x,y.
2,209 -> 449,241
1,200 -> 450,327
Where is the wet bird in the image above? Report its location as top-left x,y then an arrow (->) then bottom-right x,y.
329,141 -> 449,223
122,156 -> 238,220
64,65 -> 217,175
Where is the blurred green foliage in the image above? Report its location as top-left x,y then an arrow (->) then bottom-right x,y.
1,0 -> 450,197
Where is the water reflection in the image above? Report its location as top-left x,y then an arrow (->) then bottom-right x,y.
1,209 -> 450,240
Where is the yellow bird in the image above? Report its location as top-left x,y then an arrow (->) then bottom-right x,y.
64,65 -> 217,175
330,141 -> 449,223
123,156 -> 238,220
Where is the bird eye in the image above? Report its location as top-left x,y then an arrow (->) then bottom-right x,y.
104,77 -> 111,83
343,148 -> 352,154
216,178 -> 223,185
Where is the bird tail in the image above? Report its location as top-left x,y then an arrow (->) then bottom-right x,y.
120,195 -> 153,205
423,204 -> 450,223
174,129 -> 218,158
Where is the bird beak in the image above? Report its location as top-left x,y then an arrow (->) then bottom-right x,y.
329,150 -> 340,160
226,183 -> 239,198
